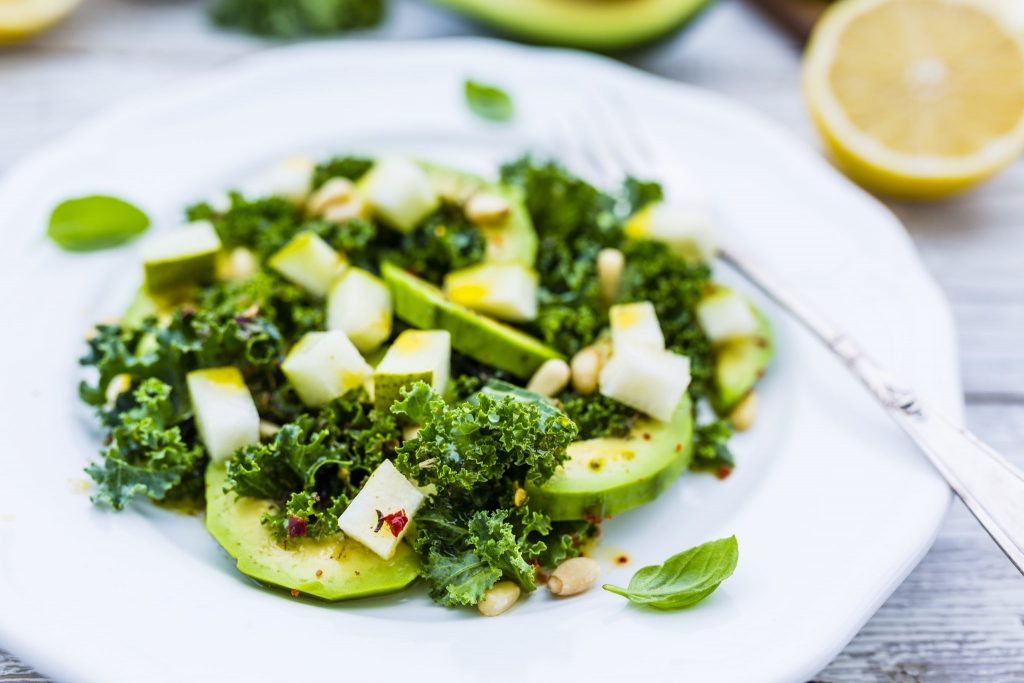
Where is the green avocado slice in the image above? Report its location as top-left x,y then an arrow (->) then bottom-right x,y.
713,306 -> 773,414
204,463 -> 420,601
422,163 -> 537,266
381,262 -> 562,379
432,0 -> 712,50
527,393 -> 693,521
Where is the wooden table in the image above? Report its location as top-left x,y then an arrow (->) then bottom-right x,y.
2,1 -> 1022,679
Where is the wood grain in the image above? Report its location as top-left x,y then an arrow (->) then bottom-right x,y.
2,1 -> 1023,680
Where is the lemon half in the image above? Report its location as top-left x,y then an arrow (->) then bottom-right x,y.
804,0 -> 1024,199
0,0 -> 81,43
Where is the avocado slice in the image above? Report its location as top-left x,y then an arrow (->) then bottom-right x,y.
381,262 -> 562,379
422,164 -> 537,266
432,0 -> 712,51
714,306 -> 773,414
528,394 -> 693,521
205,463 -> 420,601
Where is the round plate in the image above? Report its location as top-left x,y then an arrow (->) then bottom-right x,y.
0,39 -> 958,683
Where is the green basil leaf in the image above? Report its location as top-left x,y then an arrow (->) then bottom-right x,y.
48,195 -> 150,252
464,80 -> 514,122
603,535 -> 738,609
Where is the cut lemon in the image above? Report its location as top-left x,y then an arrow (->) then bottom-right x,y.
804,0 -> 1024,199
0,0 -> 81,43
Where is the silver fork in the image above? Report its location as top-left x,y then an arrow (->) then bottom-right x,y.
555,98 -> 1024,576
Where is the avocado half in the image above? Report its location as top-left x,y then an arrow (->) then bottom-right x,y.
433,0 -> 714,51
528,393 -> 694,521
205,463 -> 420,600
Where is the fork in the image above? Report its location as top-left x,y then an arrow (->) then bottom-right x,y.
554,97 -> 1024,576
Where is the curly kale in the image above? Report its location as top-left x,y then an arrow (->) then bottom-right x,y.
86,379 -> 205,510
209,0 -> 384,38
389,382 -> 586,604
311,155 -> 374,190
226,391 -> 402,543
558,390 -> 640,440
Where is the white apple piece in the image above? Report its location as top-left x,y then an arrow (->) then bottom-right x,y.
625,201 -> 716,261
248,156 -> 315,204
609,301 -> 665,352
142,220 -> 222,292
337,460 -> 426,560
186,367 -> 260,462
373,330 -> 451,408
326,268 -> 393,353
360,158 -> 440,233
281,331 -> 373,407
267,231 -> 347,297
599,347 -> 691,422
696,290 -> 758,343
443,262 -> 539,323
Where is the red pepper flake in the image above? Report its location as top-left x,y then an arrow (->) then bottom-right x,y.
642,432 -> 651,441
290,589 -> 300,597
675,443 -> 682,453
615,554 -> 630,566
381,510 -> 409,537
354,570 -> 361,576
715,466 -> 734,480
315,569 -> 323,578
286,517 -> 308,537
584,510 -> 602,525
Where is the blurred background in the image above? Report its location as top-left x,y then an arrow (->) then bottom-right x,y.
2,0 -> 1024,680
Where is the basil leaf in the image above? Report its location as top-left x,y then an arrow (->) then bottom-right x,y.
464,80 -> 514,122
603,535 -> 738,609
48,195 -> 150,252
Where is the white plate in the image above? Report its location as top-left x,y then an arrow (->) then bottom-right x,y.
0,39 -> 958,683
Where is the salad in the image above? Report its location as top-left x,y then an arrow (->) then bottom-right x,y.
79,155 -> 772,613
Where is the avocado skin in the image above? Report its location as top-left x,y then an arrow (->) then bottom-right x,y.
382,262 -> 563,379
432,0 -> 714,52
528,394 -> 693,521
204,463 -> 420,601
713,306 -> 773,414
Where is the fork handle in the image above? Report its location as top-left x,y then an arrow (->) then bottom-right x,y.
720,247 -> 1024,574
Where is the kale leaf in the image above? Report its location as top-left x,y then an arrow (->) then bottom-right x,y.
226,391 -> 401,543
393,382 -> 578,490
86,379 -> 205,510
311,156 -> 374,190
690,420 -> 736,477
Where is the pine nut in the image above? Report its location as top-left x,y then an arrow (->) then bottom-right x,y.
307,177 -> 355,216
322,195 -> 368,224
548,557 -> 600,596
514,487 -> 528,507
597,248 -> 625,306
570,347 -> 602,395
465,192 -> 511,226
526,359 -> 571,397
730,391 -> 758,431
477,581 -> 520,616
259,420 -> 281,439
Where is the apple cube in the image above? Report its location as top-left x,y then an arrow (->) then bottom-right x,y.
187,367 -> 260,462
338,460 -> 425,560
444,262 -> 538,322
609,301 -> 665,352
599,347 -> 691,422
696,290 -> 758,343
268,231 -> 346,297
249,156 -> 315,204
327,268 -> 393,353
625,202 -> 716,261
142,220 -> 222,292
373,330 -> 451,409
281,331 -> 373,407
361,159 -> 440,232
